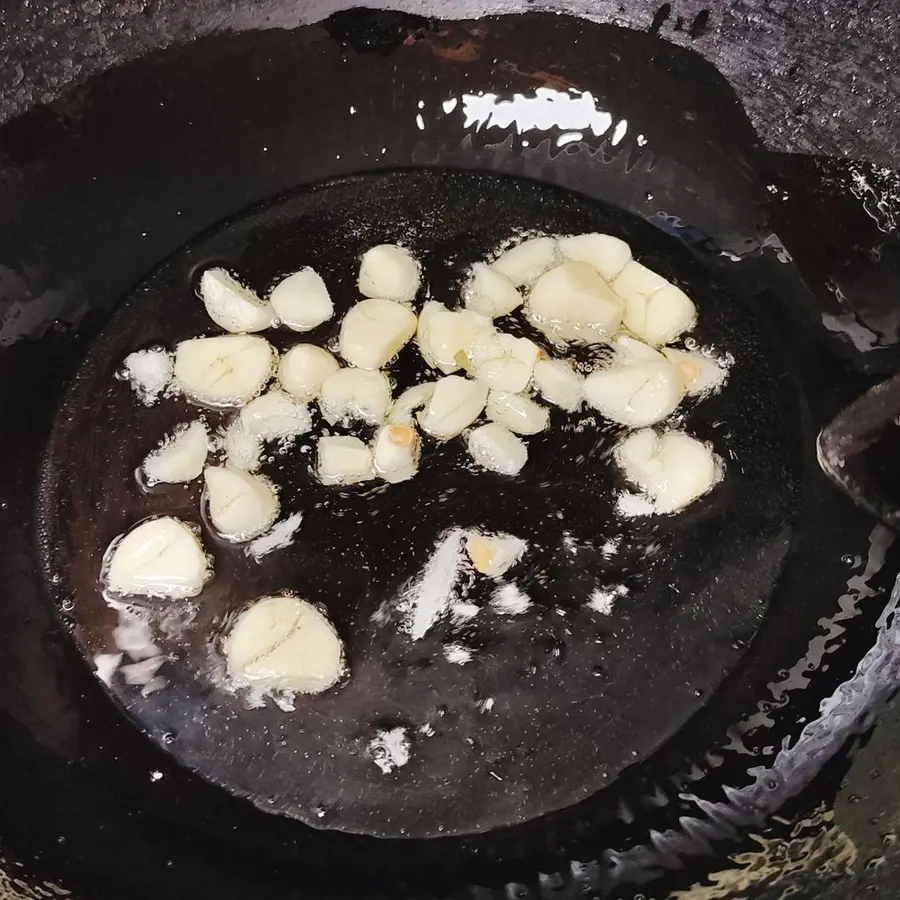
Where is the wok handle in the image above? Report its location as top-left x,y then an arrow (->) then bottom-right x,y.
818,372 -> 900,527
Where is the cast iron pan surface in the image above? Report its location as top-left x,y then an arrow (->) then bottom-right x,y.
2,9 -> 899,899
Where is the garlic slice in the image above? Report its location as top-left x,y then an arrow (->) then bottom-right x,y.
662,347 -> 729,396
388,382 -> 436,424
339,298 -> 417,370
174,335 -> 275,407
198,268 -> 274,333
204,466 -> 279,542
358,244 -> 421,305
463,263 -> 522,318
317,435 -> 375,485
612,261 -> 697,345
226,595 -> 345,694
491,237 -> 559,287
527,261 -> 624,344
372,423 -> 421,483
557,233 -> 632,281
465,531 -> 528,577
141,420 -> 209,485
268,267 -> 334,332
416,302 -> 487,374
103,517 -> 211,599
417,375 -> 488,440
278,344 -> 340,402
319,369 -> 392,426
583,357 -> 684,427
467,423 -> 527,475
532,358 -> 583,412
486,391 -> 549,435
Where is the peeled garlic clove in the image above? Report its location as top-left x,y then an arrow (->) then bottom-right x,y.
532,358 -> 583,412
500,333 -> 542,366
268,267 -> 334,332
463,263 -> 523,318
204,466 -> 279,542
416,302 -> 487,374
317,435 -> 375,485
319,369 -> 392,425
465,322 -> 506,369
491,237 -> 558,287
612,334 -> 666,364
527,261 -> 624,344
174,335 -> 275,408
388,382 -> 436,424
557,233 -> 632,281
226,595 -> 346,694
613,261 -> 696,345
467,423 -> 527,475
475,355 -> 533,393
141,421 -> 209,485
339,298 -> 417,370
662,347 -> 729,396
358,244 -> 421,305
465,531 -> 528,578
198,268 -> 274,334
583,359 -> 684,427
239,390 -> 312,440
103,517 -> 211,599
486,391 -> 549,435
372,423 -> 421,483
418,375 -> 488,440
278,344 -> 340,402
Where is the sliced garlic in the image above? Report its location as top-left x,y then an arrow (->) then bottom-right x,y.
141,420 -> 209,485
319,368 -> 392,426
339,297 -> 417,370
615,428 -> 720,514
532,358 -> 583,412
417,375 -> 488,440
372,423 -> 421,483
238,389 -> 312,441
358,244 -> 421,305
491,236 -> 559,287
416,302 -> 487,374
173,335 -> 275,408
583,358 -> 684,427
557,233 -> 632,281
465,531 -> 528,577
662,347 -> 729,396
388,382 -> 436,424
278,344 -> 340,402
463,263 -> 523,318
103,517 -> 211,599
527,261 -> 624,344
317,435 -> 375,485
467,423 -> 527,476
198,268 -> 274,333
486,391 -> 549,434
204,466 -> 279,542
612,261 -> 697,345
268,267 -> 334,332
226,595 -> 345,694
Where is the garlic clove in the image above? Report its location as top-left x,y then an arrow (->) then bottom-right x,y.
532,358 -> 583,412
463,263 -> 523,318
268,267 -> 334,332
486,390 -> 549,434
388,382 -> 436,424
491,236 -> 559,287
316,435 -> 375,485
613,261 -> 696,345
372,423 -> 421,483
464,531 -> 528,578
417,375 -> 488,440
237,389 -> 312,441
557,233 -> 632,281
662,347 -> 729,396
174,335 -> 275,407
339,297 -> 417,370
198,268 -> 274,334
204,466 -> 279,542
358,244 -> 421,305
278,344 -> 340,402
475,355 -> 533,393
583,359 -> 684,427
141,420 -> 209,485
318,369 -> 392,426
467,423 -> 528,475
416,302 -> 487,374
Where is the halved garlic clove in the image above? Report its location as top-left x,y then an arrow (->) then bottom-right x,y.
467,423 -> 527,475
462,263 -> 523,318
237,389 -> 312,441
527,261 -> 624,344
103,517 -> 211,599
491,236 -> 559,287
612,261 -> 696,345
316,435 -> 375,485
583,358 -> 684,427
662,347 -> 730,396
465,531 -> 528,578
174,335 -> 275,408
557,233 -> 632,281
615,428 -> 721,514
372,423 -> 421,483
319,369 -> 392,426
486,390 -> 549,434
417,375 -> 488,440
416,302 -> 487,374
198,268 -> 274,334
204,466 -> 279,542
339,297 -> 417,370
388,382 -> 436,424
278,344 -> 340,402
141,420 -> 209,485
268,267 -> 334,332
532,358 -> 583,412
226,595 -> 346,694
358,244 -> 421,305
